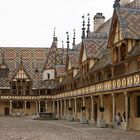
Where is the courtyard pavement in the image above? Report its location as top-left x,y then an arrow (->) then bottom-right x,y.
0,117 -> 139,140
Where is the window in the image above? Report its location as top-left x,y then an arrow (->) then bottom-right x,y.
120,43 -> 127,61
137,96 -> 140,117
0,69 -> 9,78
113,47 -> 119,63
47,73 -> 50,79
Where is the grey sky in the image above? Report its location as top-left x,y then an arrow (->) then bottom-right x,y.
0,0 -> 114,48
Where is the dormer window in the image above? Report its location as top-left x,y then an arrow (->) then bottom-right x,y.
47,73 -> 50,79
113,47 -> 119,63
42,69 -> 55,81
0,64 -> 9,78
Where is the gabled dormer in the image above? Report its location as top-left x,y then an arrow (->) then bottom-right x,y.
11,58 -> 32,95
12,63 -> 31,82
108,1 -> 140,64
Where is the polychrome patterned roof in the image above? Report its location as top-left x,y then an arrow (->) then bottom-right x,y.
117,7 -> 140,40
0,46 -> 65,88
83,38 -> 107,59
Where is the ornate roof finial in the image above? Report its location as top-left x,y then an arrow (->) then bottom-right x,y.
53,27 -> 57,41
62,41 -> 64,49
81,15 -> 86,40
113,0 -> 120,8
86,13 -> 90,38
61,41 -> 64,64
72,29 -> 76,50
66,32 -> 70,51
53,27 -> 56,39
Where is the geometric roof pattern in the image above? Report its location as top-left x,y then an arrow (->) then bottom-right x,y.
117,7 -> 140,40
91,49 -> 112,71
81,38 -> 107,60
0,45 -> 65,89
44,37 -> 63,69
66,47 -> 80,70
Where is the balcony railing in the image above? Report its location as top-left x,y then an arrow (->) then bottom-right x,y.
53,72 -> 140,99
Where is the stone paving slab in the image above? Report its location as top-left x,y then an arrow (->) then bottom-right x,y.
0,117 -> 139,140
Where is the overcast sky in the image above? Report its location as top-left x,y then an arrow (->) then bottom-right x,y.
0,0 -> 114,48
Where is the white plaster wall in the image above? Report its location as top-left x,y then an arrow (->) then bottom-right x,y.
42,69 -> 55,81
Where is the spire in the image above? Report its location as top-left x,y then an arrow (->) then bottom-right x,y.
113,0 -> 120,8
86,13 -> 90,38
81,15 -> 86,40
53,27 -> 57,42
66,32 -> 70,52
72,29 -> 76,50
61,41 -> 64,64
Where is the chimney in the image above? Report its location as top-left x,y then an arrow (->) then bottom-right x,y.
94,13 -> 105,31
120,0 -> 130,5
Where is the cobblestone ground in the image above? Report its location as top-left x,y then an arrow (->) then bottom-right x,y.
0,117 -> 140,140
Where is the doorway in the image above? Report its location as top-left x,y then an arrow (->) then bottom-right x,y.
4,107 -> 9,116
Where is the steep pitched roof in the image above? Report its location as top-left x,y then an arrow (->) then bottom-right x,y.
91,49 -> 112,71
56,65 -> 66,77
12,64 -> 31,81
0,47 -> 64,89
117,7 -> 140,40
79,38 -> 107,63
44,38 -> 62,69
96,18 -> 112,34
108,6 -> 140,48
126,44 -> 140,58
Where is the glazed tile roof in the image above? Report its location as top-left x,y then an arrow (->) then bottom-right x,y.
0,46 -> 65,89
91,49 -> 112,71
68,49 -> 80,68
0,78 -> 10,88
117,7 -> 140,40
95,18 -> 112,34
56,65 -> 66,77
44,39 -> 64,69
83,38 -> 107,59
126,44 -> 140,58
